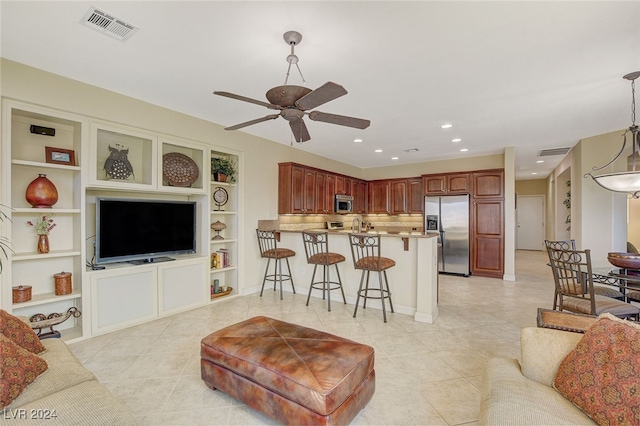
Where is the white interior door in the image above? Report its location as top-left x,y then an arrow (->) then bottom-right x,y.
517,195 -> 545,250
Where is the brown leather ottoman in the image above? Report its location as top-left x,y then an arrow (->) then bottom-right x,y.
200,316 -> 375,425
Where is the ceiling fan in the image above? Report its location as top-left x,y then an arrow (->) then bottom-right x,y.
213,31 -> 370,143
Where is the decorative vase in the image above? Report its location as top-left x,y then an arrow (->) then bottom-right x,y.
25,174 -> 58,208
211,220 -> 227,240
37,234 -> 50,254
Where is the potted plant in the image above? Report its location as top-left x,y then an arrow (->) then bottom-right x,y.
211,157 -> 237,183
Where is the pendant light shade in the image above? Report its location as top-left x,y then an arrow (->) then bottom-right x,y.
586,72 -> 640,198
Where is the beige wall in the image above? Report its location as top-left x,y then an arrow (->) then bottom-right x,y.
515,179 -> 547,196
1,59 -> 517,286
362,154 -> 504,180
547,130 -> 628,266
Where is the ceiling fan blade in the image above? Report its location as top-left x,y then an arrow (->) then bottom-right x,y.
213,91 -> 281,110
295,82 -> 348,110
308,111 -> 371,129
225,114 -> 280,130
290,118 -> 311,142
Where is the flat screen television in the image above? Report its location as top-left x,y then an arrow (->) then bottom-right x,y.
95,197 -> 197,264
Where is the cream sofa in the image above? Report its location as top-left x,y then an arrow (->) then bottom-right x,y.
480,326 -> 596,425
3,338 -> 136,425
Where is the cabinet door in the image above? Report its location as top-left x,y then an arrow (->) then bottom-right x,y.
343,177 -> 353,196
369,180 -> 390,214
289,165 -> 306,213
303,168 -> 316,213
353,180 -> 368,214
447,174 -> 470,193
473,170 -> 504,198
423,175 -> 446,194
408,178 -> 424,213
390,179 -> 408,214
471,199 -> 504,278
315,172 -> 327,213
325,174 -> 336,214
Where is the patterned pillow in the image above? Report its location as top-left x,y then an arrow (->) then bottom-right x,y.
0,310 -> 46,354
0,334 -> 48,408
553,313 -> 640,425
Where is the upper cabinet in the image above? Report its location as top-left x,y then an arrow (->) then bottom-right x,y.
472,170 -> 504,198
423,173 -> 470,195
352,179 -> 368,214
389,178 -> 424,214
369,180 -> 390,214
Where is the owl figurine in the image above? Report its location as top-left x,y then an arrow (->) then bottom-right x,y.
104,145 -> 134,180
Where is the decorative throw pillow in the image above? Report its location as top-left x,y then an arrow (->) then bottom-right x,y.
0,334 -> 48,408
0,310 -> 46,354
553,313 -> 640,426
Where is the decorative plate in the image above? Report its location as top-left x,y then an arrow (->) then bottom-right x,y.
163,152 -> 199,187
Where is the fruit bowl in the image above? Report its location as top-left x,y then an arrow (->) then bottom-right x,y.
607,252 -> 640,270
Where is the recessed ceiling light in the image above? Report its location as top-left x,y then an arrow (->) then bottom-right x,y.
441,124 -> 453,129
375,149 -> 382,153
460,148 -> 468,152
532,172 -> 538,175
354,138 -> 363,143
391,157 -> 399,160
536,160 -> 544,163
452,138 -> 461,143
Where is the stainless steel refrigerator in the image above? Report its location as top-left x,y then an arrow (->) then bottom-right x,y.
425,194 -> 470,276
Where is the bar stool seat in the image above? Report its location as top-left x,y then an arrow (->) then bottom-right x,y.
256,229 -> 296,300
302,231 -> 347,311
348,233 -> 395,323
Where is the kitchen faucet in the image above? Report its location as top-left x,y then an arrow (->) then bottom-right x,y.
352,217 -> 362,233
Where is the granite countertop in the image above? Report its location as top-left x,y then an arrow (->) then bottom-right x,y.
279,229 -> 438,238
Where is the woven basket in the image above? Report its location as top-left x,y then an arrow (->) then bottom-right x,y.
12,285 -> 32,303
54,272 -> 72,295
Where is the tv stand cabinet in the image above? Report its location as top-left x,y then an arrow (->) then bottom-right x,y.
89,256 -> 207,335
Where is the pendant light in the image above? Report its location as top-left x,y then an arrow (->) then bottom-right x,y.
585,71 -> 640,198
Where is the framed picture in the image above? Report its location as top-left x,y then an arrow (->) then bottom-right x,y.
45,146 -> 75,166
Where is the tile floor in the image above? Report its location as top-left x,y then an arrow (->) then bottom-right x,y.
69,250 -> 554,425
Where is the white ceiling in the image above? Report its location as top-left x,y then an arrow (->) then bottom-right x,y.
2,1 -> 639,180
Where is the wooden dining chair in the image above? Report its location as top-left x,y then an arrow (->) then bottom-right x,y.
546,246 -> 639,320
544,240 -> 623,309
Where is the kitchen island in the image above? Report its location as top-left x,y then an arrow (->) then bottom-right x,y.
277,229 -> 439,323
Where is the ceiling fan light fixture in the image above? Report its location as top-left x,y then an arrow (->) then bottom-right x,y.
585,71 -> 640,198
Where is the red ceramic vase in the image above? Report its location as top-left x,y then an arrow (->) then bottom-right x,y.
25,174 -> 58,208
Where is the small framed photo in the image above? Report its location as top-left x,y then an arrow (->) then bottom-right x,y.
45,146 -> 76,166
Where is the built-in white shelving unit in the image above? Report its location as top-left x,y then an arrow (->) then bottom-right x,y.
1,99 -> 243,342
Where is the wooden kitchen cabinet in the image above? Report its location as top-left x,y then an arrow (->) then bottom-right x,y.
369,180 -> 390,214
471,199 -> 504,278
472,170 -> 504,198
325,174 -> 336,214
353,179 -> 368,214
336,176 -> 353,196
408,178 -> 424,213
423,173 -> 470,195
390,179 -> 407,214
470,169 -> 504,278
315,171 -> 329,214
279,163 -> 316,214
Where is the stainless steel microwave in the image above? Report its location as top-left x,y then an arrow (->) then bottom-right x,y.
334,194 -> 354,214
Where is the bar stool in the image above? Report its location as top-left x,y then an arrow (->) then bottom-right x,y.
301,231 -> 347,311
256,229 -> 296,300
348,233 -> 395,323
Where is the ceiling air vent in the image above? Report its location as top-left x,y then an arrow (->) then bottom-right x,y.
403,148 -> 420,153
80,7 -> 139,42
538,147 -> 571,157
